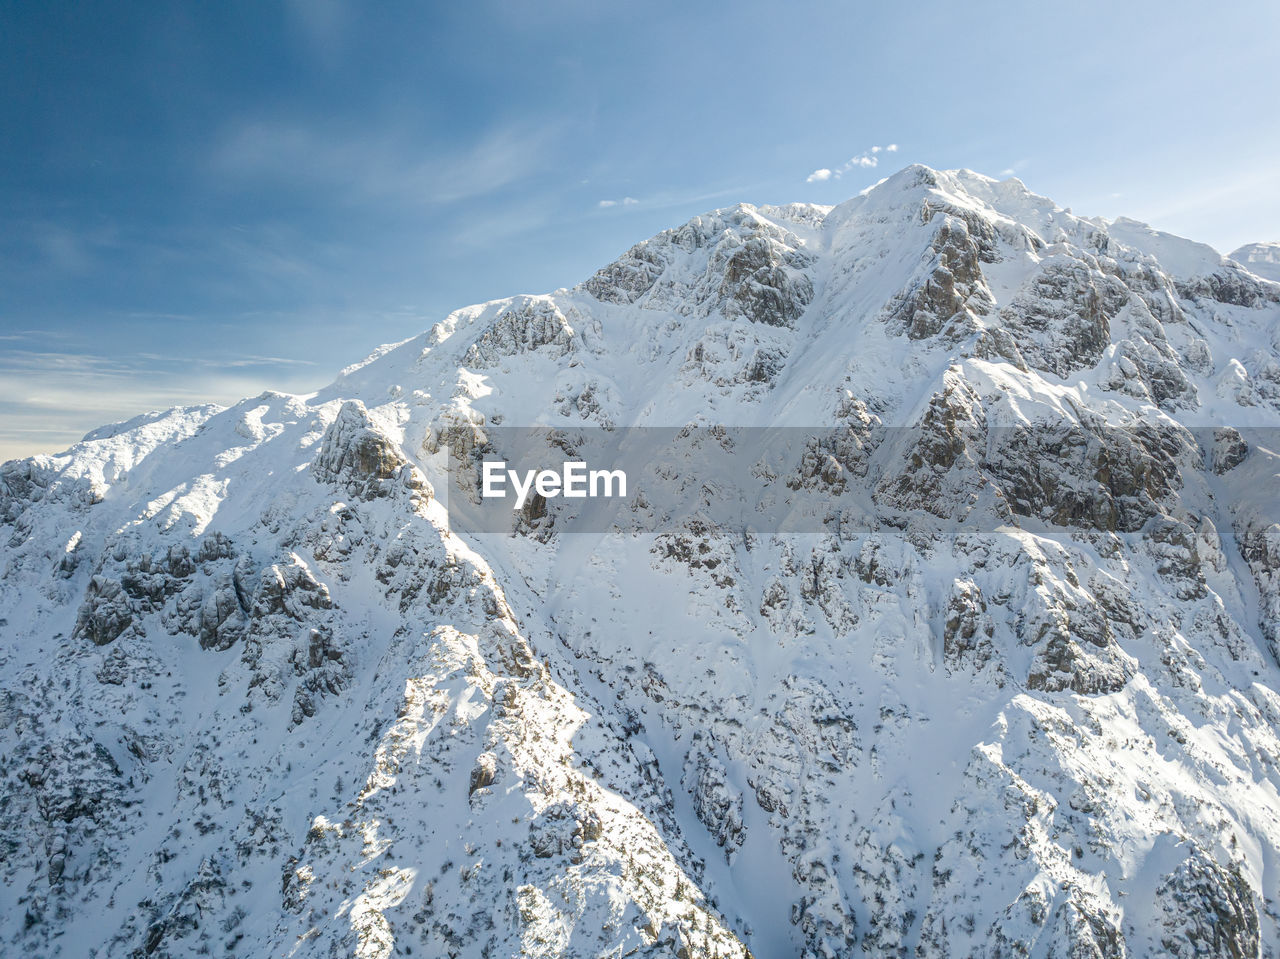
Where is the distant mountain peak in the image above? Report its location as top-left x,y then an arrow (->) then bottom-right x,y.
1230,241 -> 1280,283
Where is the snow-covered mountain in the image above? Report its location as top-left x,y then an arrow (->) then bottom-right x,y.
1232,243 -> 1280,285
3,164 -> 1280,958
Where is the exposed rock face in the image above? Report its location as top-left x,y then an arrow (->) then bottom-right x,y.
463,297 -> 585,367
74,574 -> 135,645
582,241 -> 667,305
719,234 -> 815,328
1213,426 -> 1250,474
884,211 -> 996,341
683,737 -> 745,859
3,166 -> 1280,958
313,399 -> 431,501
1236,516 -> 1280,661
1178,265 -> 1280,309
1000,256 -> 1125,377
1155,844 -> 1261,959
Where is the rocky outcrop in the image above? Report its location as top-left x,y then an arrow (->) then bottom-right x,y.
313,400 -> 430,501
999,257 -> 1126,377
719,235 -> 814,328
886,210 -> 996,341
579,204 -> 816,331
583,242 -> 668,305
1236,516 -> 1280,661
1155,844 -> 1260,959
73,575 -> 135,645
683,739 -> 745,859
464,298 -> 583,367
1177,264 -> 1280,309
1212,427 -> 1250,474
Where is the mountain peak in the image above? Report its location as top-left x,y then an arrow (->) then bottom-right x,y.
1230,241 -> 1280,283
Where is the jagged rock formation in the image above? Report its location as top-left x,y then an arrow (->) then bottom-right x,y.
2,166 -> 1280,958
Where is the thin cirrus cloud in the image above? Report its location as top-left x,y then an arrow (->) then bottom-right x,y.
806,144 -> 899,183
211,118 -> 562,209
598,197 -> 640,209
282,0 -> 349,65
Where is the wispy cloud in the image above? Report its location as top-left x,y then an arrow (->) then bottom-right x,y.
212,118 -> 562,209
134,352 -> 318,369
0,330 -> 71,343
597,196 -> 639,209
806,143 -> 899,184
0,349 -> 317,381
283,0 -> 348,65
598,182 -> 763,217
25,220 -> 124,276
224,355 -> 318,368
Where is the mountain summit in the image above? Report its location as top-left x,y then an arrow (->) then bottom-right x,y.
1231,242 -> 1280,284
3,166 -> 1280,958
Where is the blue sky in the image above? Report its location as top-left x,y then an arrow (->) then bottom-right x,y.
3,0 -> 1278,459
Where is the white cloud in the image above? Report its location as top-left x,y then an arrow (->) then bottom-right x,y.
598,199 -> 617,208
805,145 -> 901,184
623,197 -> 639,206
598,196 -> 640,209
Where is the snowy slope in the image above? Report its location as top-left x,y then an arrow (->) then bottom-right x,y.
3,165 -> 1280,958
